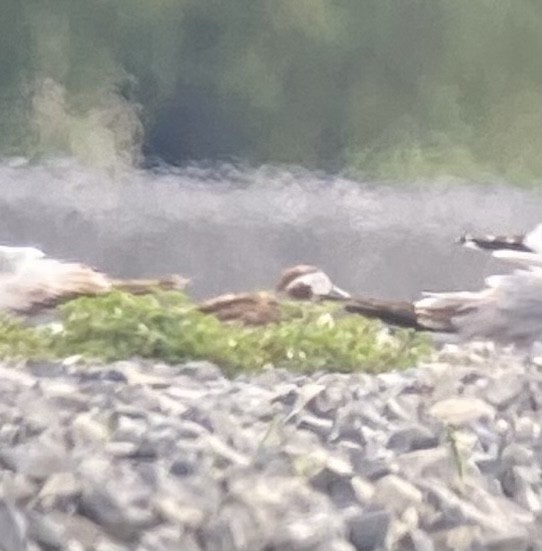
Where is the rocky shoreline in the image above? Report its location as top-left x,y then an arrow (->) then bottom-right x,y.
0,343 -> 541,551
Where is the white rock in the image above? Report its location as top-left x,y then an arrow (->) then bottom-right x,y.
429,398 -> 495,425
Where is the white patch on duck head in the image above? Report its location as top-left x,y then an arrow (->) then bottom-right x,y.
276,264 -> 351,300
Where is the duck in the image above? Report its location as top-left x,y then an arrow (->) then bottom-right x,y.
457,222 -> 542,254
197,264 -> 351,325
415,248 -> 542,347
0,245 -> 189,317
274,264 -> 351,300
343,297 -> 425,331
345,247 -> 542,348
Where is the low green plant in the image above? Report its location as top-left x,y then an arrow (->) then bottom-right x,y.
0,315 -> 55,360
0,290 -> 432,375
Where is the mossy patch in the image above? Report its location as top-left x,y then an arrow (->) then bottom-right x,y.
0,290 -> 432,376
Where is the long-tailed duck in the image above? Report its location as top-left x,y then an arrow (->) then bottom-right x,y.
346,247 -> 542,348
275,264 -> 351,300
198,264 -> 350,325
457,223 -> 542,254
415,248 -> 542,347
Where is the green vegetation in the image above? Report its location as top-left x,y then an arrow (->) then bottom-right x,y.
2,1 -> 542,183
0,291 -> 431,376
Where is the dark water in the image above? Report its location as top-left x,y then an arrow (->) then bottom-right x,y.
0,159 -> 540,302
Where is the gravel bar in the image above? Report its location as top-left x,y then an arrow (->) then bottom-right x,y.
0,344 -> 541,551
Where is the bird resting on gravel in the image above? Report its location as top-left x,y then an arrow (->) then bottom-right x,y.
346,225 -> 542,348
0,245 -> 189,317
197,264 -> 351,325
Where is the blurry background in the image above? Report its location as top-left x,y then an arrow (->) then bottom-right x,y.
1,0 -> 541,299
4,0 -> 542,179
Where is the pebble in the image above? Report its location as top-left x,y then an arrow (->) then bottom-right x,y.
0,343 -> 539,549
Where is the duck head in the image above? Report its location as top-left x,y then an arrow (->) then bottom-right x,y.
275,264 -> 351,301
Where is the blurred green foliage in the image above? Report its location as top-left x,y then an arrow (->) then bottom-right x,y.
0,291 -> 431,375
2,0 -> 542,181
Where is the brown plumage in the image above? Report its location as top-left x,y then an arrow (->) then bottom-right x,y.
276,267 -> 439,332
109,275 -> 188,295
344,294 -> 474,334
197,264 -> 350,325
197,291 -> 282,325
275,264 -> 351,300
344,269 -> 542,343
0,247 -> 189,316
344,297 -> 423,330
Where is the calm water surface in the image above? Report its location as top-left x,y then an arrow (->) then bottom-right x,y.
0,159 -> 540,301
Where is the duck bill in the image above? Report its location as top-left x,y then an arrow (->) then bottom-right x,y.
324,285 -> 351,301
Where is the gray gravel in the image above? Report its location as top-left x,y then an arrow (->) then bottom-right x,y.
0,344 -> 541,551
